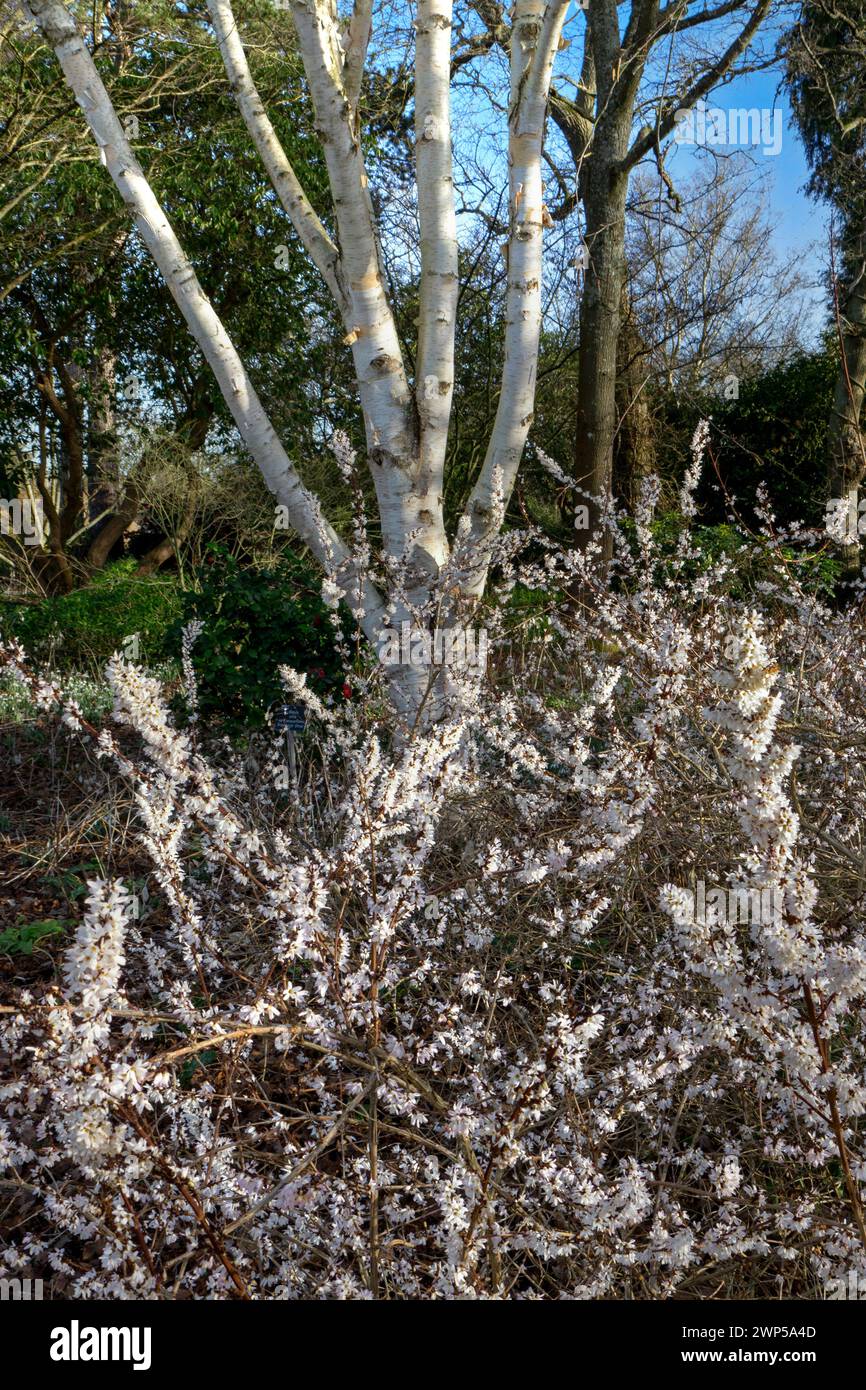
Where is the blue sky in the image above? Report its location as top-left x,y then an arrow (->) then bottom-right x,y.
708,67 -> 829,251
664,64 -> 832,338
449,8 -> 834,343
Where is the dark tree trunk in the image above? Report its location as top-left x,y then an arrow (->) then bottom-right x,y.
613,288 -> 655,509
574,148 -> 630,554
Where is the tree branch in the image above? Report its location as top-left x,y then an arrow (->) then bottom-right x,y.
624,0 -> 773,172
21,0 -> 378,611
415,0 -> 459,500
206,0 -> 350,316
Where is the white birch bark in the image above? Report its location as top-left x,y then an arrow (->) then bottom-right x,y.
414,0 -> 458,507
341,0 -> 373,117
286,0 -> 411,467
206,0 -> 349,315
287,0 -> 455,581
459,0 -> 571,594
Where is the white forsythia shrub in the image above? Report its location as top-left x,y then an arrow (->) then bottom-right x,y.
2,440 -> 866,1298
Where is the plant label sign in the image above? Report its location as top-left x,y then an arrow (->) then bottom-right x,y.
273,703 -> 306,734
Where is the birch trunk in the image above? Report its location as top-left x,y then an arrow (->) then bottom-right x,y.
282,0 -> 451,584
460,0 -> 569,594
414,0 -> 458,510
206,0 -> 348,314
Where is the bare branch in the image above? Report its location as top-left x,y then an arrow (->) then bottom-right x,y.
625,0 -> 774,172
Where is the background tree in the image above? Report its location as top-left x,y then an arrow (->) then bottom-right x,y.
543,0 -> 777,549
612,157 -> 812,499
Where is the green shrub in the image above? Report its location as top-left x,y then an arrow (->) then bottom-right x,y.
620,514 -> 841,598
0,918 -> 67,956
0,560 -> 182,673
706,349 -> 836,530
658,346 -> 837,530
0,669 -> 118,724
173,545 -> 351,733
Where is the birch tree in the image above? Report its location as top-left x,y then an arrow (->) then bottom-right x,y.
20,0 -> 572,715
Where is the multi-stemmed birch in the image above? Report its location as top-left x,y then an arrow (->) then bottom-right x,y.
22,0 -> 572,714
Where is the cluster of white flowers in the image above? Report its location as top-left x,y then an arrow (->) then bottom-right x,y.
180,618 -> 205,723
0,879 -> 145,1229
679,420 -> 710,519
2,432 -> 866,1299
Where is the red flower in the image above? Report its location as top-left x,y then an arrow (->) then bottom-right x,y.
342,682 -> 352,699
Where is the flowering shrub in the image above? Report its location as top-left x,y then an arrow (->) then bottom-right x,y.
1,430 -> 866,1299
